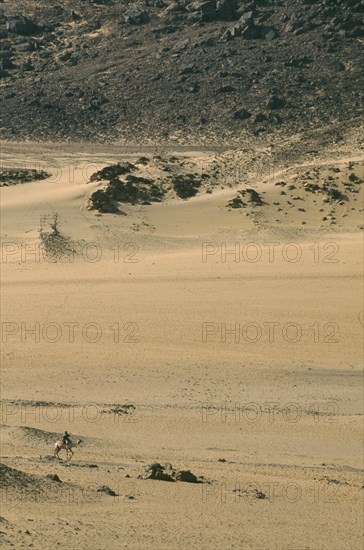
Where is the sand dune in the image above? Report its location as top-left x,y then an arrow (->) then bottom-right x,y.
0,141 -> 363,549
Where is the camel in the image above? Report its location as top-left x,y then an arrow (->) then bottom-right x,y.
54,438 -> 82,461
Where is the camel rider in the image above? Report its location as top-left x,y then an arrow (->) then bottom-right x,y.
62,431 -> 71,445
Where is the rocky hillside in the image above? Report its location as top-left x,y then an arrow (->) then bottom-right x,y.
0,0 -> 363,143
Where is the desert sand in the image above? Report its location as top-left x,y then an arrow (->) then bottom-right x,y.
0,140 -> 363,549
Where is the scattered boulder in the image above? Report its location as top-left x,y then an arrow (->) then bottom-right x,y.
223,17 -> 278,42
220,24 -> 242,41
0,52 -> 15,70
265,28 -> 277,41
144,463 -> 163,476
327,187 -> 347,201
303,182 -> 321,193
106,176 -> 164,204
233,486 -> 267,499
89,190 -> 119,213
349,172 -> 362,183
302,179 -> 348,203
216,0 -> 238,21
239,11 -> 254,25
88,160 -> 212,213
6,16 -> 40,36
217,85 -> 236,93
188,1 -> 216,22
143,463 -> 174,480
101,403 -> 136,416
124,8 -> 149,25
174,470 -> 200,483
141,463 -> 203,483
227,195 -> 246,208
90,163 -> 135,182
0,168 -> 49,187
242,188 -> 264,205
233,108 -> 251,120
154,470 -> 175,481
266,95 -> 286,109
96,485 -> 117,496
227,187 -> 264,208
46,474 -> 62,483
136,156 -> 150,165
172,174 -> 202,199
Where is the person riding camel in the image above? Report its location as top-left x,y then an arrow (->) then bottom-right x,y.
62,431 -> 71,445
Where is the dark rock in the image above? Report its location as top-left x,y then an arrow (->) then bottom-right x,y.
270,112 -> 283,124
265,28 -> 277,41
188,82 -> 200,93
154,470 -> 175,481
241,23 -> 259,39
136,156 -> 150,165
327,188 -> 346,201
266,95 -> 286,109
179,64 -> 198,75
96,485 -> 117,496
186,11 -> 204,24
0,168 -> 49,186
285,15 -> 303,33
217,85 -> 236,93
6,16 -> 40,36
0,54 -> 15,70
239,11 -> 254,25
349,172 -> 360,182
143,462 -> 175,481
216,0 -> 237,21
90,163 -> 135,182
172,39 -> 189,53
172,174 -> 202,199
174,470 -> 200,483
220,24 -> 241,41
124,8 -> 149,25
233,108 -> 251,120
89,190 -> 119,213
0,0 -> 362,144
303,182 -> 321,193
242,188 -> 263,205
16,42 -> 35,53
144,463 -> 164,475
285,55 -> 313,68
227,195 -> 246,208
254,112 -> 267,122
46,474 -> 62,483
188,1 -> 216,22
71,11 -> 82,22
197,37 -> 214,47
106,178 -> 162,205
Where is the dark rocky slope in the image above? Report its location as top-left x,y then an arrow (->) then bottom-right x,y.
0,0 -> 363,143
